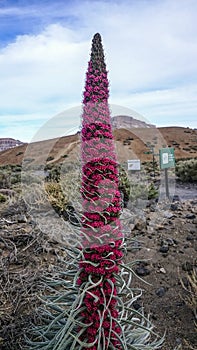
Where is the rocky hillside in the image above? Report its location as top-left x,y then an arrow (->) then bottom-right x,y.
0,138 -> 24,152
0,126 -> 196,166
111,115 -> 156,129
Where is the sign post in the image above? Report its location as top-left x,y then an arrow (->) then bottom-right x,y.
164,168 -> 170,198
159,148 -> 175,199
144,146 -> 159,177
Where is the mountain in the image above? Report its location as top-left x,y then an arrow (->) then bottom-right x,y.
0,138 -> 24,152
0,126 -> 196,166
111,115 -> 156,129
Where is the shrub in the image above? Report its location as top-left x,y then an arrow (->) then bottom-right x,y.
184,269 -> 197,321
143,160 -> 160,177
118,165 -> 131,207
13,165 -> 22,172
191,145 -> 197,151
0,168 -> 11,188
0,165 -> 22,187
180,268 -> 197,349
0,193 -> 6,202
183,147 -> 191,151
46,156 -> 54,161
45,165 -> 60,182
129,181 -> 148,201
10,175 -> 20,184
148,182 -> 158,199
44,182 -> 68,214
176,159 -> 197,182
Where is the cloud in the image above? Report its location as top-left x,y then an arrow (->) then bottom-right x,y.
0,24 -> 88,112
110,84 -> 197,127
0,0 -> 197,142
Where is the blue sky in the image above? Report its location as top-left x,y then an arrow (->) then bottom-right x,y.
0,0 -> 197,142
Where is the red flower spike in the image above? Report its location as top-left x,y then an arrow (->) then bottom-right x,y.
79,33 -> 123,349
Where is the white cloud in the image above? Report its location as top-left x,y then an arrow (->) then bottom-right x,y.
110,84 -> 197,126
0,0 -> 197,142
0,24 -> 88,113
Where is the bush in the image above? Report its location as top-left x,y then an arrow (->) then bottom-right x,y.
0,193 -> 6,202
143,161 -> 160,177
46,156 -> 54,162
44,182 -> 68,214
180,268 -> 197,349
184,269 -> 197,321
148,182 -> 158,199
0,165 -> 22,188
0,168 -> 11,188
176,159 -> 197,182
183,147 -> 191,151
129,182 -> 148,202
118,165 -> 131,207
13,165 -> 22,172
45,165 -> 61,182
191,145 -> 197,151
10,174 -> 21,184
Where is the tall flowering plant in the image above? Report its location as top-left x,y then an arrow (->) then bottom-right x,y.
27,34 -> 164,350
78,32 -> 124,349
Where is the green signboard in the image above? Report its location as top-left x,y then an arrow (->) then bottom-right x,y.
159,147 -> 175,169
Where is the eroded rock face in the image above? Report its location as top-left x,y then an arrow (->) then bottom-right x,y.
111,115 -> 156,129
0,138 -> 24,152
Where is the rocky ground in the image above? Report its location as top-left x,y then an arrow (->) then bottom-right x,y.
124,195 -> 197,350
0,183 -> 196,350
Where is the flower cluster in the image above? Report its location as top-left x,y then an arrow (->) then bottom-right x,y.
81,140 -> 116,164
83,61 -> 109,104
77,241 -> 123,349
82,102 -> 112,124
81,159 -> 119,200
79,33 -> 123,349
81,122 -> 112,141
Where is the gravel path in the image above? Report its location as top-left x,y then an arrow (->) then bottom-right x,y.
174,182 -> 197,201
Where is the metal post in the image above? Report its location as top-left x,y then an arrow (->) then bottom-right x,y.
153,153 -> 155,178
164,168 -> 170,199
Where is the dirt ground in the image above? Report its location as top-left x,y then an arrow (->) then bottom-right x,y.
0,182 -> 196,350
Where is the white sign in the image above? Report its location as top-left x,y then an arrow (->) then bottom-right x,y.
162,153 -> 169,164
127,159 -> 141,171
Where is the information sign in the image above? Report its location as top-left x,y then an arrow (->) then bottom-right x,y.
127,159 -> 141,171
159,148 -> 175,169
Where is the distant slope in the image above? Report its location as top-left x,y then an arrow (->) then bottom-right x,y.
0,127 -> 196,166
111,115 -> 156,129
0,138 -> 24,151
